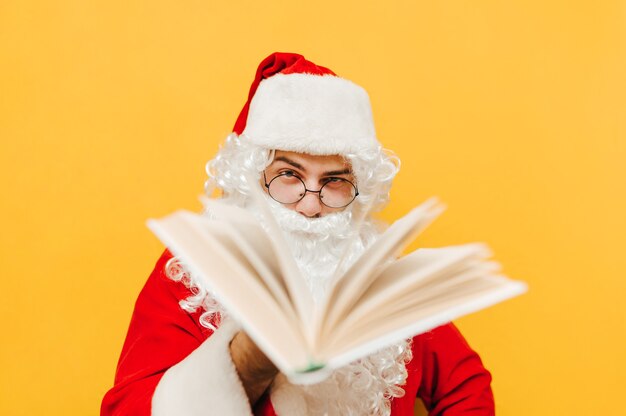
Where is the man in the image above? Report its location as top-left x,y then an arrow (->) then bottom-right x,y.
101,53 -> 495,415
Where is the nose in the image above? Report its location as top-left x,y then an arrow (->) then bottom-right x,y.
296,191 -> 323,218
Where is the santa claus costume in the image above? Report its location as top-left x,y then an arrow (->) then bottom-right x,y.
101,53 -> 495,416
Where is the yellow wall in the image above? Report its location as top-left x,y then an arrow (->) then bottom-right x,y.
1,1 -> 624,414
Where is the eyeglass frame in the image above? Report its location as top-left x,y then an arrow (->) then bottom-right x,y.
263,171 -> 359,208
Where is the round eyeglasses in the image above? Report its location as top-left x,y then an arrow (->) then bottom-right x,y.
263,171 -> 359,208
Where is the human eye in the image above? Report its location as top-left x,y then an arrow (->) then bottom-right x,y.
322,177 -> 348,188
276,170 -> 303,184
279,169 -> 298,177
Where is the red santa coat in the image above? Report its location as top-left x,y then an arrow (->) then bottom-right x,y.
101,251 -> 495,415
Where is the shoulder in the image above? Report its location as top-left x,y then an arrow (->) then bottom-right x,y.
131,250 -> 212,339
134,250 -> 180,310
408,322 -> 487,375
412,323 -> 470,348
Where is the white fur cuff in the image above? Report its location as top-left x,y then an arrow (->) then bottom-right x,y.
152,320 -> 252,416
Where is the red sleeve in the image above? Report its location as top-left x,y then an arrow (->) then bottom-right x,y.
101,251 -> 212,416
417,323 -> 495,416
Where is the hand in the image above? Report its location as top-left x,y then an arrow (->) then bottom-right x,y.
229,331 -> 278,406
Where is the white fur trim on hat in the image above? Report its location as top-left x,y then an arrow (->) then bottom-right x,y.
242,73 -> 380,155
152,319 -> 252,416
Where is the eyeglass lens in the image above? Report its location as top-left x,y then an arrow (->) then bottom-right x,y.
268,174 -> 356,208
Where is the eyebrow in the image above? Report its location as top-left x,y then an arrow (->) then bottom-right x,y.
273,156 -> 352,176
324,168 -> 353,176
274,156 -> 305,171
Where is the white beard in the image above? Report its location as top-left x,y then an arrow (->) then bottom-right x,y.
262,198 -> 366,303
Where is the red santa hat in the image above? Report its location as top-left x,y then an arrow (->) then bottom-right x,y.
233,52 -> 380,156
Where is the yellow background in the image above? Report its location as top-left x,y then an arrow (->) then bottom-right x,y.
1,1 -> 624,414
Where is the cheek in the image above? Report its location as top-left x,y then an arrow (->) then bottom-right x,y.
321,205 -> 345,216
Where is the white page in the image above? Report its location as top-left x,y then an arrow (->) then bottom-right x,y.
331,257 -> 502,344
321,276 -> 527,368
329,276 -> 525,356
147,211 -> 311,373
318,198 -> 445,343
200,198 -> 296,318
353,245 -> 495,314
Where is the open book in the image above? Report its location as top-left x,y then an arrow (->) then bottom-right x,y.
147,184 -> 527,384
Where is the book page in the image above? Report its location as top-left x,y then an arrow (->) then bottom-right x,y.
323,275 -> 527,369
147,211 -> 311,373
351,245 -> 495,316
327,244 -> 499,343
200,197 -> 295,317
317,198 -> 445,344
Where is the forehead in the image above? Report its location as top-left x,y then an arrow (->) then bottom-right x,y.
268,150 -> 350,173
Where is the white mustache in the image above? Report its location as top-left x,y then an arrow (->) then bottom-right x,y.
262,196 -> 356,239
